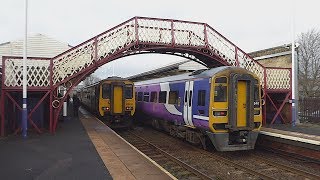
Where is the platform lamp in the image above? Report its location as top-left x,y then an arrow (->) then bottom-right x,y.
22,0 -> 28,137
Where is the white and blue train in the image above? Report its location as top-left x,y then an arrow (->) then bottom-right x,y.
135,66 -> 262,151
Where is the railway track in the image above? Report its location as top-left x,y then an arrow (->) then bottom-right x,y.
251,154 -> 320,180
219,151 -> 320,180
116,126 -> 320,180
119,131 -> 212,180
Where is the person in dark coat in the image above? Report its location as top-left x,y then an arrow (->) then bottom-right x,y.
73,94 -> 80,117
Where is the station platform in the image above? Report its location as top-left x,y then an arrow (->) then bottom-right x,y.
260,123 -> 320,146
79,108 -> 175,180
258,123 -> 320,161
0,110 -> 111,179
0,107 -> 175,180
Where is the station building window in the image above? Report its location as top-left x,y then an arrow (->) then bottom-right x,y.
159,91 -> 167,103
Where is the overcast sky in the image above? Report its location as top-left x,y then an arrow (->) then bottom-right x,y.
1,0 -> 319,78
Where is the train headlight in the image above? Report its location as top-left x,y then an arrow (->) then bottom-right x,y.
213,111 -> 227,116
126,107 -> 133,110
102,107 -> 110,111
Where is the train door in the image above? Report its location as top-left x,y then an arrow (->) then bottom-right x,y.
237,80 -> 247,127
229,73 -> 255,130
183,81 -> 194,126
113,85 -> 123,114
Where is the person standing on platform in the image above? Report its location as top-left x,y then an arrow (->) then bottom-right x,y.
73,94 -> 80,117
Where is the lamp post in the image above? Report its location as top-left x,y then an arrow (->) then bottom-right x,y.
22,0 -> 28,137
291,0 -> 298,126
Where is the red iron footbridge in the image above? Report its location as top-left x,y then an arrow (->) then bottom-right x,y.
1,17 -> 291,136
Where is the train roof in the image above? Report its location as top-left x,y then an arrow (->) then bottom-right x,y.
81,76 -> 131,89
135,66 -> 237,85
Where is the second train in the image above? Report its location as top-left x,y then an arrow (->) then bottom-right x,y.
79,76 -> 135,128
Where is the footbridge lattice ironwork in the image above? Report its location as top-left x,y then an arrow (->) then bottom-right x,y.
1,17 -> 292,136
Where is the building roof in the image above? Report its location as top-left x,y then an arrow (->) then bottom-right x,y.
127,59 -> 207,82
0,34 -> 72,64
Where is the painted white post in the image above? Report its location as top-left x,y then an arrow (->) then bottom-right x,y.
63,87 -> 67,117
22,0 -> 28,137
291,0 -> 299,126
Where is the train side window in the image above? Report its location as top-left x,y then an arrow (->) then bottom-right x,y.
159,91 -> 167,103
169,91 -> 179,105
137,92 -> 143,101
125,85 -> 133,99
214,85 -> 227,102
102,84 -> 111,99
143,92 -> 150,102
198,90 -> 206,106
150,91 -> 158,102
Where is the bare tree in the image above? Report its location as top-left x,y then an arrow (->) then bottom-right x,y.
297,29 -> 320,97
83,74 -> 101,86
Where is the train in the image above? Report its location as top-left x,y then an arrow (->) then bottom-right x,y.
134,66 -> 262,151
79,76 -> 135,128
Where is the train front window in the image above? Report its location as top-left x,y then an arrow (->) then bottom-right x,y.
125,85 -> 133,99
215,77 -> 227,83
214,85 -> 227,102
102,84 -> 111,99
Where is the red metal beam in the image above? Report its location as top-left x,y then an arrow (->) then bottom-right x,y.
263,69 -> 267,125
52,68 -> 96,132
27,91 -> 50,118
266,93 -> 286,123
203,24 -> 208,48
171,20 -> 175,47
6,91 -> 47,134
270,92 -> 291,124
135,17 -> 139,45
50,91 -> 53,133
5,92 -> 22,111
235,48 -> 240,67
1,90 -> 5,136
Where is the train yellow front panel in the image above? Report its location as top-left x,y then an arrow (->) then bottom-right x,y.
237,80 -> 247,127
113,86 -> 123,113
